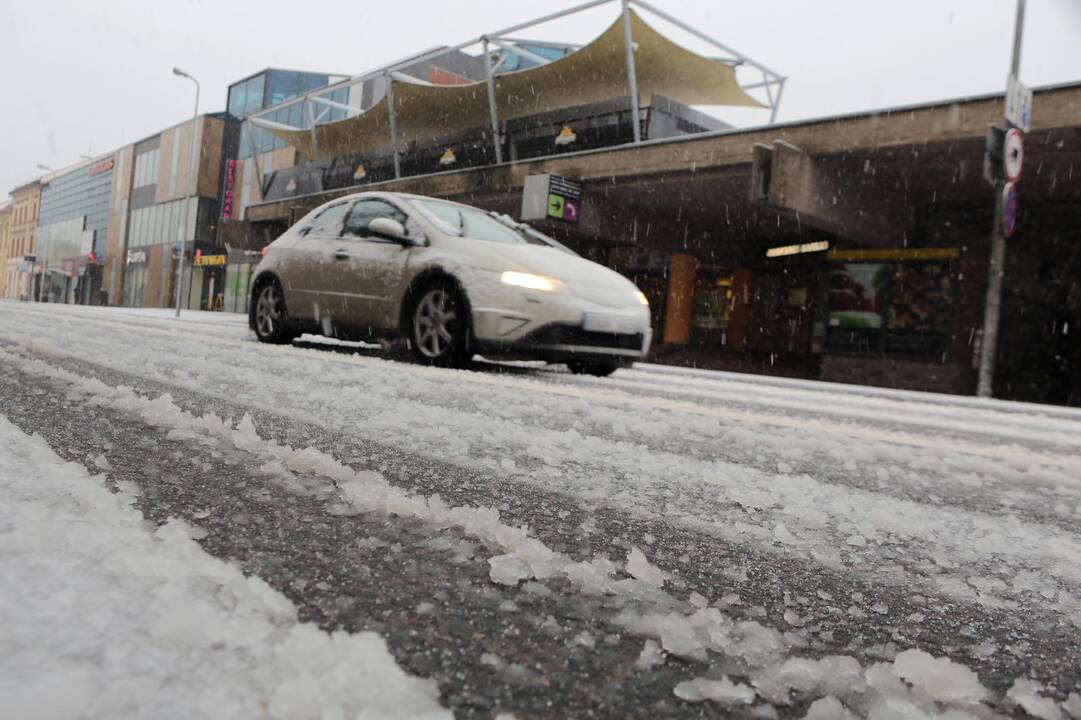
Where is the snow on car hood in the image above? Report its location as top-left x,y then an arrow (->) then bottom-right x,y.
484,243 -> 642,310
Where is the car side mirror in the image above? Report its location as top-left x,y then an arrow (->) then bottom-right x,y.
368,217 -> 410,243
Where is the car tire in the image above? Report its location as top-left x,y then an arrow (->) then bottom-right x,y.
252,279 -> 295,345
567,360 -> 622,377
408,280 -> 471,367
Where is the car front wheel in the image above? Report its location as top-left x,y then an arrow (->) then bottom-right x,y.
409,281 -> 470,367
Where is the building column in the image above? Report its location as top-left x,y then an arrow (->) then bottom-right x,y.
662,253 -> 698,345
727,268 -> 753,352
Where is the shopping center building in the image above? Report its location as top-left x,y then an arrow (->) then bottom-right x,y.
100,113 -> 230,310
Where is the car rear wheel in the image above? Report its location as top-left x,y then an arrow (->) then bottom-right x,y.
409,281 -> 470,367
253,280 -> 295,344
567,360 -> 622,377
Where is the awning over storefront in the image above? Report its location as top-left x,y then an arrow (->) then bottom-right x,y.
265,10 -> 763,162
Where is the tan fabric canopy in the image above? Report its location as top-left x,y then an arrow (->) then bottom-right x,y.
266,10 -> 763,162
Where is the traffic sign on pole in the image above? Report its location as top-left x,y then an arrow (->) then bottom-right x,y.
1004,74 -> 1033,131
1003,128 -> 1024,182
1001,182 -> 1019,238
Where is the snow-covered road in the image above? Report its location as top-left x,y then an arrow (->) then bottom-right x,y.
1,300 -> 1078,719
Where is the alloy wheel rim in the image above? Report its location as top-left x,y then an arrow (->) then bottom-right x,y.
256,285 -> 281,337
414,289 -> 457,358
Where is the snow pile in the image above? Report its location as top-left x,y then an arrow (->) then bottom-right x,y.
0,415 -> 449,720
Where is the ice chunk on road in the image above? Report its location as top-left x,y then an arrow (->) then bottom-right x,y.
488,553 -> 532,586
1007,678 -> 1064,720
892,648 -> 987,703
626,546 -> 667,587
674,676 -> 756,706
635,639 -> 665,669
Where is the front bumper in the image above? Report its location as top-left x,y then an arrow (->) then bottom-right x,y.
476,322 -> 649,363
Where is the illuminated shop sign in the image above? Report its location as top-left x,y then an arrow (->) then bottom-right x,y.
221,159 -> 236,219
194,253 -> 227,267
765,240 -> 830,258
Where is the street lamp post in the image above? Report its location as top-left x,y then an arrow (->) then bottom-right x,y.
172,67 -> 200,318
35,163 -> 51,302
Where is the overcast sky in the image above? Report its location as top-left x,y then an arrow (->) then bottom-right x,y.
2,0 -> 1080,195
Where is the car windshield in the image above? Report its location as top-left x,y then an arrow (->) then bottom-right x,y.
408,198 -> 550,247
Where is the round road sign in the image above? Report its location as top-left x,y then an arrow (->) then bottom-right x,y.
1003,128 -> 1024,182
1002,181 -> 1019,238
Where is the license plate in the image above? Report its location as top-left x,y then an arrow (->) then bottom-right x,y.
582,312 -> 635,333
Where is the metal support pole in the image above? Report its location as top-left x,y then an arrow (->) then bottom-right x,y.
482,37 -> 504,165
770,78 -> 787,125
173,70 -> 200,318
976,0 -> 1025,398
305,98 -> 320,162
37,237 -> 48,302
621,0 -> 642,144
385,72 -> 401,179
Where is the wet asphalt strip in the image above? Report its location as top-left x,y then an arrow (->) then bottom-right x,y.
0,348 -> 1076,716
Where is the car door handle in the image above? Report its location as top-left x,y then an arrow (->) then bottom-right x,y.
333,249 -> 350,260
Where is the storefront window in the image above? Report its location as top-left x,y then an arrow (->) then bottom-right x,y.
886,262 -> 953,354
827,261 -> 953,355
692,273 -> 733,345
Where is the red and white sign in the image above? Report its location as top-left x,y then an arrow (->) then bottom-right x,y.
88,156 -> 115,177
1003,128 -> 1024,183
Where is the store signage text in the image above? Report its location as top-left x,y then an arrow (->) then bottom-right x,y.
521,173 -> 583,224
89,157 -> 116,177
126,250 -> 147,265
194,253 -> 227,267
222,159 -> 236,219
546,175 -> 582,223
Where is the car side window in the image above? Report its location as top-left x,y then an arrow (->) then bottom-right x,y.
303,203 -> 350,237
342,200 -> 409,239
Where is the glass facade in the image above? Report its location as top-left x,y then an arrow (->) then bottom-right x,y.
228,70 -> 345,159
125,197 -> 197,249
498,44 -> 574,72
37,161 -> 113,260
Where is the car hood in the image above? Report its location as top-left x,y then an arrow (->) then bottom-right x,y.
484,243 -> 643,310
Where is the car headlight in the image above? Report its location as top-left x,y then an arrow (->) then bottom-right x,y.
634,290 -> 649,307
501,271 -> 559,292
